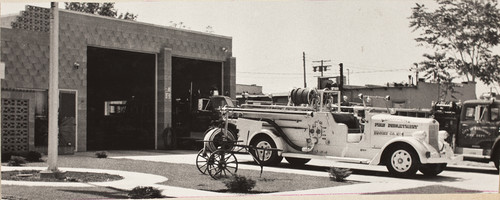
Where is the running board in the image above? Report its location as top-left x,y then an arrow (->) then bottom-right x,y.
282,153 -> 371,164
462,154 -> 491,163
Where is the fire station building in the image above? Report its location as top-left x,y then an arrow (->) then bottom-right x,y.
0,6 -> 236,153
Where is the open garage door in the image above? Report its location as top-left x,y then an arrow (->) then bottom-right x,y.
87,47 -> 156,150
171,57 -> 222,148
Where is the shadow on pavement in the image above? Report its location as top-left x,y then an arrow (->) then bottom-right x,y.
58,186 -> 130,199
445,166 -> 499,175
239,161 -> 469,182
365,184 -> 483,195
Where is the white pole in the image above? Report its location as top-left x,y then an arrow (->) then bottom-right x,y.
47,2 -> 59,172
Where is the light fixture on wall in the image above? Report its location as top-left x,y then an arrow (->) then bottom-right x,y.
221,47 -> 228,52
73,61 -> 80,69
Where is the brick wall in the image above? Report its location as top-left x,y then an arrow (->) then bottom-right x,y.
1,7 -> 235,151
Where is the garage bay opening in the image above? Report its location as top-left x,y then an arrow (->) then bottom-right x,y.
87,47 -> 155,150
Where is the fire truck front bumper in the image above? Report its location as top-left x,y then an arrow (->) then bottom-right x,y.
420,151 -> 450,164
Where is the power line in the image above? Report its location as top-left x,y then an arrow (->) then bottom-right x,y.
238,68 -> 408,75
351,68 -> 408,74
312,59 -> 331,77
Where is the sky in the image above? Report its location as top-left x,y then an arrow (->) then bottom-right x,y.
1,0 -> 499,97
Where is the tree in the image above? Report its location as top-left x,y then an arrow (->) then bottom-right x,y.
409,0 -> 500,87
418,52 -> 460,99
64,2 -> 137,21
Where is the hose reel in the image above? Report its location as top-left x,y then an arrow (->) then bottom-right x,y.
290,88 -> 318,106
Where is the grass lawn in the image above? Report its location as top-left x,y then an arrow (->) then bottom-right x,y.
2,151 -> 358,199
2,185 -> 130,200
2,170 -> 123,182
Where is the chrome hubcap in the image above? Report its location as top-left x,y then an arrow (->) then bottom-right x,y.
256,141 -> 272,161
391,149 -> 412,172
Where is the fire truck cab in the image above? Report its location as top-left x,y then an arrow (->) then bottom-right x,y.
431,93 -> 500,170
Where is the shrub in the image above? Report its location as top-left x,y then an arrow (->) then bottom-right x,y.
65,177 -> 81,182
25,151 -> 43,162
95,151 -> 108,158
53,170 -> 67,180
327,167 -> 352,182
223,174 -> 256,193
2,153 -> 13,163
128,186 -> 163,199
8,156 -> 27,166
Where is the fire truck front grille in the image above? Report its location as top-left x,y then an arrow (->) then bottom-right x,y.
428,124 -> 439,151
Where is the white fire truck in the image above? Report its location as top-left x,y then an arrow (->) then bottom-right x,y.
206,88 -> 450,177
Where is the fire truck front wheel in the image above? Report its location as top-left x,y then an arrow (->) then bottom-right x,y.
251,135 -> 283,166
418,163 -> 447,176
285,157 -> 311,166
385,144 -> 420,177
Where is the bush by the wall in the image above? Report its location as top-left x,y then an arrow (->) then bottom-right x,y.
327,167 -> 352,182
95,151 -> 108,158
25,151 -> 43,162
223,174 -> 256,193
128,186 -> 163,199
2,153 -> 13,163
8,156 -> 27,166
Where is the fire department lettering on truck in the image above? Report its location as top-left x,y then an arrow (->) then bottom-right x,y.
374,130 -> 405,136
375,122 -> 418,129
374,122 -> 418,136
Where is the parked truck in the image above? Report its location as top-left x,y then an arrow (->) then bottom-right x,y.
206,88 -> 449,177
432,93 -> 500,170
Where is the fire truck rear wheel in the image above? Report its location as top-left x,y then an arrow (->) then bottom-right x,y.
285,157 -> 311,166
418,163 -> 447,176
251,135 -> 283,166
385,144 -> 420,177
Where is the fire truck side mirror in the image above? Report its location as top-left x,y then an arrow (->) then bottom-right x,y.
384,95 -> 391,101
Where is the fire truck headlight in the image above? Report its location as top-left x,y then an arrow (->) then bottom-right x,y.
438,130 -> 449,142
412,131 -> 427,141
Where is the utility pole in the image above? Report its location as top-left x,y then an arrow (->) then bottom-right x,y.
339,63 -> 344,92
303,52 -> 307,88
312,59 -> 331,77
44,2 -> 60,176
346,68 -> 350,85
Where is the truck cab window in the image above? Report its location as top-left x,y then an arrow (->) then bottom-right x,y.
491,107 -> 499,121
464,107 -> 475,120
479,106 -> 488,122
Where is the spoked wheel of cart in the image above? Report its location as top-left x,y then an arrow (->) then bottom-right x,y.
195,127 -> 236,174
207,149 -> 238,180
196,149 -> 213,174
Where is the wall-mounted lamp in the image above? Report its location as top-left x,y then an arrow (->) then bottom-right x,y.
73,61 -> 80,69
221,47 -> 228,52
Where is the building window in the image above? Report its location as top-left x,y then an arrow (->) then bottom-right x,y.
104,101 -> 127,116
